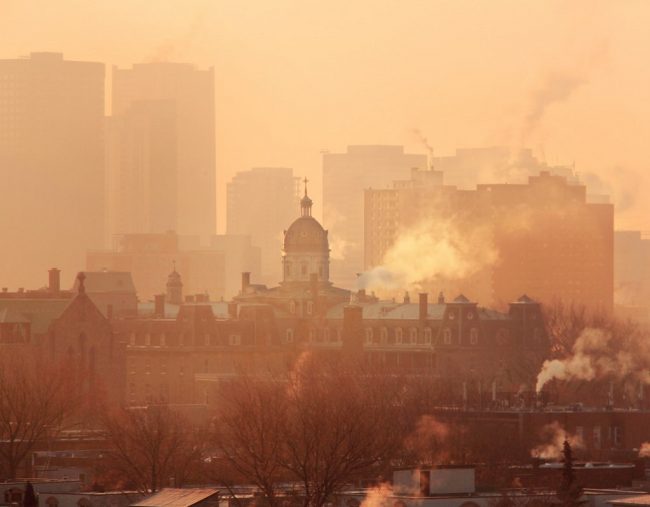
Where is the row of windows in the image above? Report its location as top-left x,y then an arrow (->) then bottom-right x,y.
129,332 -> 241,347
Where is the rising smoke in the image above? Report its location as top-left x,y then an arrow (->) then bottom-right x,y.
358,217 -> 499,294
531,421 -> 584,460
535,327 -> 650,393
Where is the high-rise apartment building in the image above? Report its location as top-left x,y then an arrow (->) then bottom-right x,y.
109,62 -> 215,241
0,52 -> 105,288
365,170 -> 614,311
322,146 -> 429,288
227,167 -> 300,284
614,230 -> 650,320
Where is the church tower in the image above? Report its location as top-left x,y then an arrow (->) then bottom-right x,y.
166,262 -> 183,304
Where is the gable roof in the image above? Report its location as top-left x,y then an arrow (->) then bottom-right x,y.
131,488 -> 219,507
0,299 -> 69,334
73,271 -> 136,294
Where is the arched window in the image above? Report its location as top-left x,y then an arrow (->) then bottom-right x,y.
470,328 -> 479,345
443,328 -> 452,345
289,300 -> 296,314
77,498 -> 93,507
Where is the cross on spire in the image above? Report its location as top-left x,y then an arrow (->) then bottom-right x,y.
303,177 -> 309,196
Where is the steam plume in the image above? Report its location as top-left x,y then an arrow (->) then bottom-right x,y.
358,218 -> 498,294
531,421 -> 584,460
411,128 -> 434,169
639,443 -> 650,458
535,327 -> 650,392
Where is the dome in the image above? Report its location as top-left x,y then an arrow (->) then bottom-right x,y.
167,265 -> 182,287
284,216 -> 329,252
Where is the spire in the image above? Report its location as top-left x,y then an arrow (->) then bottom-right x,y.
300,176 -> 313,217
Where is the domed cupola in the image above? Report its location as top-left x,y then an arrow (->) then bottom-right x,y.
282,178 -> 330,285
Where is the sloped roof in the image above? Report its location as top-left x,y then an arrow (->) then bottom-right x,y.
0,299 -> 69,334
131,488 -> 219,507
452,294 -> 471,303
326,302 -> 447,320
73,271 -> 136,293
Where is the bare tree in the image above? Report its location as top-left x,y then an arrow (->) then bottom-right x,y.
212,357 -> 404,507
0,352 -> 79,479
212,375 -> 289,507
101,403 -> 205,493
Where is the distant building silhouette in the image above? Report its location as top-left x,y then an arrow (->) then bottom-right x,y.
614,230 -> 650,321
109,62 -> 216,241
227,167 -> 300,284
0,52 -> 105,288
322,145 -> 429,288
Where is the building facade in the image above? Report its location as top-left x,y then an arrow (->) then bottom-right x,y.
110,62 -> 216,240
226,167 -> 300,284
322,145 -> 429,288
0,52 -> 105,289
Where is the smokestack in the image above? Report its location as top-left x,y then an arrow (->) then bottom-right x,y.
241,272 -> 251,293
154,294 -> 165,317
342,305 -> 364,358
48,268 -> 60,293
419,293 -> 428,320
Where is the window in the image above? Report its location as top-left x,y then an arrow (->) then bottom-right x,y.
470,328 -> 478,345
365,328 -> 373,344
593,426 -> 601,449
46,497 -> 59,507
77,498 -> 92,507
395,328 -> 403,344
410,327 -> 418,344
443,328 -> 452,345
424,328 -> 432,344
323,328 -> 330,342
229,335 -> 241,346
309,329 -> 315,342
380,327 -> 388,344
286,328 -> 294,344
306,301 -> 314,315
289,300 -> 296,314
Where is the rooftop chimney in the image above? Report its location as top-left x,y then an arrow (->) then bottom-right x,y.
48,268 -> 61,293
241,272 -> 251,293
185,295 -> 195,303
154,294 -> 166,317
419,293 -> 428,320
404,291 -> 410,304
438,291 -> 445,304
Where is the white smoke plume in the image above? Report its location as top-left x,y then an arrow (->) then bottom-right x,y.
531,422 -> 584,460
535,327 -> 650,392
360,483 -> 395,507
411,128 -> 434,168
639,443 -> 650,458
358,217 -> 498,294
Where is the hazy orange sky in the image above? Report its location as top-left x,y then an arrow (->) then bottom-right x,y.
2,0 -> 649,232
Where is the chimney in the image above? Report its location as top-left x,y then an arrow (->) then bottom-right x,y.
342,305 -> 364,358
48,268 -> 61,293
154,294 -> 165,317
106,304 -> 114,320
241,272 -> 251,293
438,291 -> 445,304
227,302 -> 238,319
195,293 -> 208,303
185,295 -> 195,303
357,288 -> 366,301
419,293 -> 428,320
403,291 -> 410,304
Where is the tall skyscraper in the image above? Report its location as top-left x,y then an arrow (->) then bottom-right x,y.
0,52 -> 105,288
322,145 -> 428,288
109,62 -> 216,241
227,167 -> 300,284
